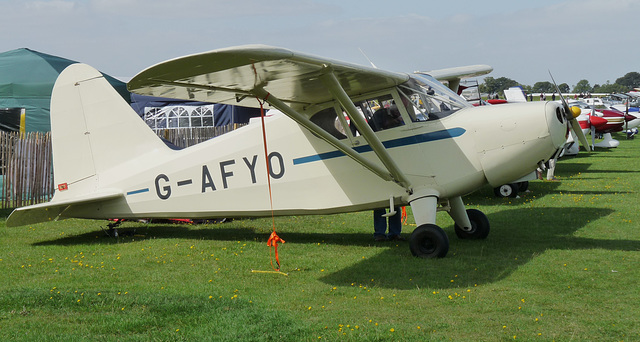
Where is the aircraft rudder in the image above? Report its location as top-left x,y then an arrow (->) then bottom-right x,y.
49,63 -> 167,199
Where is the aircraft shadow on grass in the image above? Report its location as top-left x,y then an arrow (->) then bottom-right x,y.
319,206 -> 640,289
32,207 -> 639,289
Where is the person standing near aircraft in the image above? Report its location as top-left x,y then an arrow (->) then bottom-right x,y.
373,207 -> 403,241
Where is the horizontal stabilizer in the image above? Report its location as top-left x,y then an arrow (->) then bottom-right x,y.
6,191 -> 123,227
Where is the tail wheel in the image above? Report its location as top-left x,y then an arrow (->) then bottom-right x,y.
409,224 -> 449,259
454,209 -> 490,240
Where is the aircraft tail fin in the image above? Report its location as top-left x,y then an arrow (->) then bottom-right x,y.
6,63 -> 169,226
49,63 -> 168,202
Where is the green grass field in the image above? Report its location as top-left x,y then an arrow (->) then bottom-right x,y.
1,133 -> 639,341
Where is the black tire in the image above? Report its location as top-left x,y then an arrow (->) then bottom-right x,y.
454,209 -> 490,240
517,181 -> 529,192
493,183 -> 518,198
409,224 -> 449,259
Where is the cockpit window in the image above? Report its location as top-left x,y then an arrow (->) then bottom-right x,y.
400,74 -> 470,121
353,94 -> 405,132
309,106 -> 348,140
308,74 -> 469,140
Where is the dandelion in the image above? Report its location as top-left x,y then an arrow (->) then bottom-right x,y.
390,328 -> 395,332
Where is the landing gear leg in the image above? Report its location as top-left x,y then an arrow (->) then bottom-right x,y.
449,196 -> 490,239
408,190 -> 449,258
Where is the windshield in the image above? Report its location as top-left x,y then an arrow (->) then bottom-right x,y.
399,74 -> 471,121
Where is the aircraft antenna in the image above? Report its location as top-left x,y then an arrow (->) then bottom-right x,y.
359,48 -> 378,69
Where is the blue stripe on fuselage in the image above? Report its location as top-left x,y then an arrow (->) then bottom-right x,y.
127,188 -> 149,196
293,127 -> 466,165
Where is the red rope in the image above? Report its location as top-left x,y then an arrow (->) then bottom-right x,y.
257,95 -> 284,271
401,206 -> 407,225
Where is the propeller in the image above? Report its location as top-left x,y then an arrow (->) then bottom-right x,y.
549,72 -> 590,152
625,97 -> 630,138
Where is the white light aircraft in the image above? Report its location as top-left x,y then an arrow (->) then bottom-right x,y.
6,45 -> 586,258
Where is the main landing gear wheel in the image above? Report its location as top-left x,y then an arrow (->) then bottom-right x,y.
409,224 -> 449,259
517,181 -> 529,192
454,209 -> 490,240
493,183 -> 518,198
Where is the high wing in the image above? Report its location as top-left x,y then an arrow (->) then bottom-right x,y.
129,45 -> 414,188
128,45 -> 409,112
416,65 -> 493,93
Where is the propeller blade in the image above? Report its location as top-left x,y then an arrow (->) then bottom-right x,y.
549,71 -> 590,152
548,72 -> 571,118
626,99 -> 629,137
571,117 -> 590,151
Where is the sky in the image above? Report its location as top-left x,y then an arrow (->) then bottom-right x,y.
1,0 -> 639,88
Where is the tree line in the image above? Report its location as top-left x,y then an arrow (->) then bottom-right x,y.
479,71 -> 640,96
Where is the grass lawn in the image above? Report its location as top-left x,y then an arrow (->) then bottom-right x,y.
1,133 -> 639,341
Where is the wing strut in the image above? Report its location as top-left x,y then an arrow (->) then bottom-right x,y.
320,70 -> 412,189
251,87 -> 395,184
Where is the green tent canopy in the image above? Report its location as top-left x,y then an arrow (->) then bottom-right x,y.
0,48 -> 130,132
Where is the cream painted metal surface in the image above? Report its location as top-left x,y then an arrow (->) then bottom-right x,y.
7,46 -> 573,258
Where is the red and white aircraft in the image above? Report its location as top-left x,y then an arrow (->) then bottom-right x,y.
564,100 -> 633,154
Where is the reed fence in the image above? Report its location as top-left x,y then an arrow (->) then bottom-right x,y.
1,131 -> 53,209
0,124 -> 241,208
